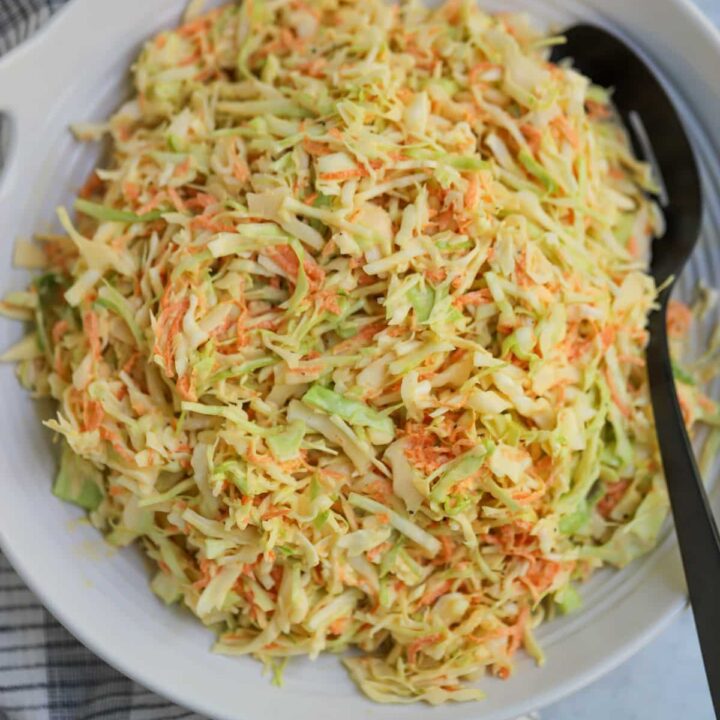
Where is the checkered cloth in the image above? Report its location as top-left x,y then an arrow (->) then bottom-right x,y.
0,0 -> 64,55
0,556 -> 203,720
0,3 -> 540,719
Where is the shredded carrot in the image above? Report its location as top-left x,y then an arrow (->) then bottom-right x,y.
192,558 -> 217,590
318,167 -> 368,181
627,235 -> 639,258
464,174 -> 480,213
122,182 -> 141,201
506,606 -> 529,654
407,633 -> 443,665
424,267 -> 447,283
698,394 -> 717,414
178,50 -> 201,67
99,426 -> 134,462
122,352 -> 140,375
520,124 -> 542,155
403,423 -> 460,474
418,580 -> 452,607
296,57 -> 326,77
618,354 -> 645,368
302,137 -> 332,156
173,158 -> 192,178
82,399 -> 105,432
328,617 -> 349,636
176,372 -> 197,402
604,366 -> 632,419
154,300 -> 188,378
551,115 -> 579,148
82,310 -> 101,359
454,289 -> 492,307
525,560 -> 560,593
667,299 -> 692,339
266,244 -> 325,291
51,319 -> 69,345
184,192 -> 216,210
599,325 -> 616,349
586,99 -> 612,120
597,480 -> 631,518
177,9 -> 220,37
167,187 -> 187,213
189,215 -> 236,233
78,171 -> 103,200
468,61 -> 497,85
137,191 -> 166,216
232,161 -> 250,182
314,290 -> 342,315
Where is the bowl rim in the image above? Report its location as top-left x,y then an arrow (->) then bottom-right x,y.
0,2 -> 718,719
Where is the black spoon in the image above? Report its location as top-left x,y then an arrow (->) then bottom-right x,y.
552,25 -> 720,717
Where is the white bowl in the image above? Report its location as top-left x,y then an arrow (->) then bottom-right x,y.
0,2 -> 718,719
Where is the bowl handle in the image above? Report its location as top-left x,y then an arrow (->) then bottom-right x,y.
0,0 -> 102,199
0,59 -> 37,199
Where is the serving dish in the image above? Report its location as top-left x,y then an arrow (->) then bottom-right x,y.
0,1 -> 718,718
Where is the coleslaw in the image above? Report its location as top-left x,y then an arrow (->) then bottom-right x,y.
2,0 -> 719,705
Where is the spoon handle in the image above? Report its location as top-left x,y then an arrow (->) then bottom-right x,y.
647,291 -> 720,718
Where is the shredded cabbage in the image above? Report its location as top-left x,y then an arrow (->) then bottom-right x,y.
2,0 -> 718,705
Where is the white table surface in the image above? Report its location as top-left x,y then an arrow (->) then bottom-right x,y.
543,1 -> 720,718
